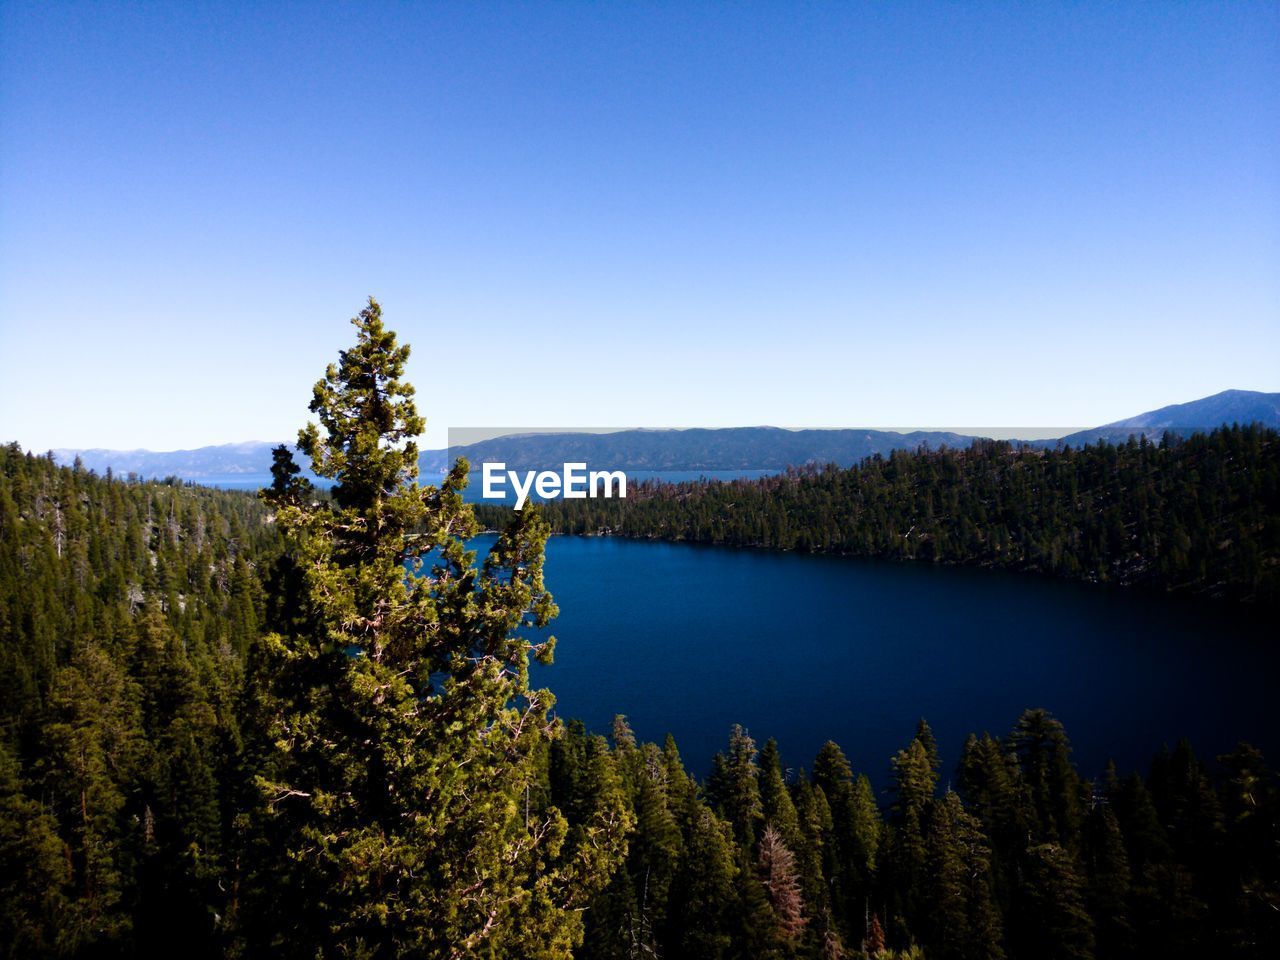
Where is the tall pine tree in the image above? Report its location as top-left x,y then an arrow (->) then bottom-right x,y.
246,299 -> 627,957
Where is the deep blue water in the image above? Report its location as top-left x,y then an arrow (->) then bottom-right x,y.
472,534 -> 1278,792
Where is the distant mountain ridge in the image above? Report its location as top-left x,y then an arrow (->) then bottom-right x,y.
1047,389 -> 1280,448
417,427 -> 981,473
43,389 -> 1280,481
48,441 -> 285,478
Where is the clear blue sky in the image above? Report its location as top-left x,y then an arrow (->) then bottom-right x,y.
2,1 -> 1276,451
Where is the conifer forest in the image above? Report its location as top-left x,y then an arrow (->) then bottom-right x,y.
494,427 -> 1280,604
2,302 -> 1277,959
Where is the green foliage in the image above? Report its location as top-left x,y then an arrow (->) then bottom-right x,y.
1,304 -> 1278,957
707,724 -> 763,846
760,738 -> 804,852
1082,801 -> 1132,958
0,742 -> 67,956
1011,709 -> 1083,850
244,299 -> 628,956
0,442 -> 274,955
507,426 -> 1280,602
922,792 -> 1003,960
670,803 -> 738,958
1018,843 -> 1096,960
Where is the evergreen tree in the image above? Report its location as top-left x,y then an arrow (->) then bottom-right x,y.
890,737 -> 938,823
131,608 -> 225,954
566,734 -> 638,960
578,723 -> 683,959
1011,709 -> 1082,850
246,299 -> 628,957
920,791 -> 1003,960
708,725 -> 763,847
670,805 -> 738,959
863,913 -> 886,957
914,719 -> 940,780
791,774 -> 835,952
957,732 -> 1028,905
759,738 -> 802,850
1019,843 -> 1096,960
812,740 -> 881,943
1215,744 -> 1280,955
758,824 -> 807,942
736,842 -> 786,960
40,644 -> 145,952
885,727 -> 939,945
950,793 -> 1005,960
922,793 -> 968,959
0,742 -> 67,957
1081,800 -> 1132,959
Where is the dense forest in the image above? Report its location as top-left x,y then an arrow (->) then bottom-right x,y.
488,426 -> 1280,603
3,301 -> 1278,958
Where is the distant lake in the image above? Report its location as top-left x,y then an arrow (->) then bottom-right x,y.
467,534 -> 1278,792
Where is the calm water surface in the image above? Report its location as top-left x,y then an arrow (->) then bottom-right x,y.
481,534 -> 1278,790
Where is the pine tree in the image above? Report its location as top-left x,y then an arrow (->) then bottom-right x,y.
737,841 -> 786,960
1011,709 -> 1082,850
1106,769 -> 1170,871
791,774 -> 834,949
758,824 -> 807,941
863,913 -> 886,956
1081,801 -> 1132,959
40,644 -> 144,952
923,793 -> 968,958
891,737 -> 938,822
1150,739 -> 1225,877
935,791 -> 1004,960
131,608 -> 224,953
246,299 -> 628,957
914,718 -> 940,779
759,739 -> 803,851
708,725 -> 763,847
886,729 -> 939,944
847,774 -> 882,895
268,443 -> 313,504
670,805 -> 738,959
926,793 -> 1003,960
812,740 -> 881,940
1216,743 -> 1280,951
0,742 -> 68,957
1019,843 -> 1096,960
957,732 -> 1028,904
565,734 -> 637,960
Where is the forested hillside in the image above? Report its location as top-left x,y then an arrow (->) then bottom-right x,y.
3,304 -> 1278,958
504,426 -> 1280,603
0,445 -> 274,952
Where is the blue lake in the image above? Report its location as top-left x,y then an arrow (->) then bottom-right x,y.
474,534 -> 1278,793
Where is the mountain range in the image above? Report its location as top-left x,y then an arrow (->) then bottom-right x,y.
44,389 -> 1280,481
415,427 -> 983,473
1045,389 -> 1280,448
